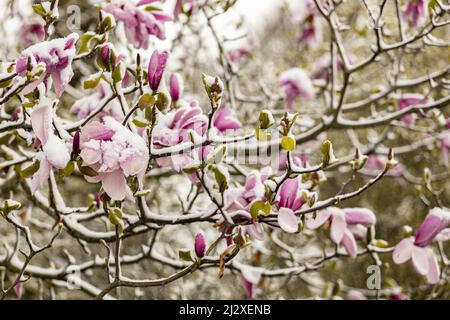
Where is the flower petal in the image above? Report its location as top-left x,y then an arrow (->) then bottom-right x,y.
426,250 -> 440,284
101,170 -> 128,201
412,245 -> 430,275
392,237 -> 414,264
306,209 -> 331,229
341,229 -> 358,258
277,207 -> 298,233
330,211 -> 346,244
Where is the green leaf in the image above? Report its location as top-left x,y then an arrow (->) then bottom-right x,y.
83,72 -> 102,90
281,136 -> 296,152
32,4 -> 47,17
0,77 -> 13,89
178,248 -> 194,262
78,32 -> 96,54
112,64 -> 123,83
138,93 -> 155,110
20,160 -> 40,178
212,165 -> 228,193
155,92 -> 169,111
144,5 -> 163,12
59,161 -> 75,177
249,200 -> 271,219
132,118 -> 149,128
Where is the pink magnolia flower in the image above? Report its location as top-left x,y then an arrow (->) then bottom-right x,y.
279,68 -> 315,109
30,100 -> 71,193
393,207 -> 450,284
398,94 -> 427,125
18,22 -> 45,48
277,178 -> 305,212
440,132 -> 450,167
239,167 -> 272,206
307,207 -> 377,258
415,207 -> 450,247
152,101 -> 208,171
221,168 -> 272,240
70,81 -> 124,122
240,265 -> 263,298
275,177 -> 316,234
16,33 -> 79,97
169,73 -> 183,102
194,233 -> 206,258
104,0 -> 171,49
213,106 -> 242,132
79,117 -> 149,201
297,0 -> 323,49
148,50 -> 169,92
403,0 -> 428,27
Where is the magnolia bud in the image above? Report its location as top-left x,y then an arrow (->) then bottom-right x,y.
169,73 -> 183,102
259,109 -> 274,129
321,140 -> 338,167
148,50 -> 169,92
194,233 -> 206,258
202,73 -> 224,108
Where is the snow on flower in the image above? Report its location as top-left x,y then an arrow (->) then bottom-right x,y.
393,207 -> 450,284
152,100 -> 208,171
30,99 -> 71,193
279,68 -> 315,109
307,207 -> 377,258
15,33 -> 79,97
104,0 -> 171,49
70,81 -> 124,122
79,117 -> 149,201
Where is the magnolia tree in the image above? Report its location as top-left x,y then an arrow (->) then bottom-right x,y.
0,0 -> 449,300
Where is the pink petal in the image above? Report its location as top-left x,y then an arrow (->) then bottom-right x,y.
30,157 -> 52,194
392,237 -> 414,264
435,228 -> 450,242
80,122 -> 115,143
330,212 -> 346,244
426,250 -> 440,284
412,245 -> 430,275
341,229 -> 357,258
277,207 -> 298,233
51,71 -> 65,97
241,265 -> 263,285
306,209 -> 332,229
31,103 -> 52,145
344,208 -> 376,226
101,170 -> 128,201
